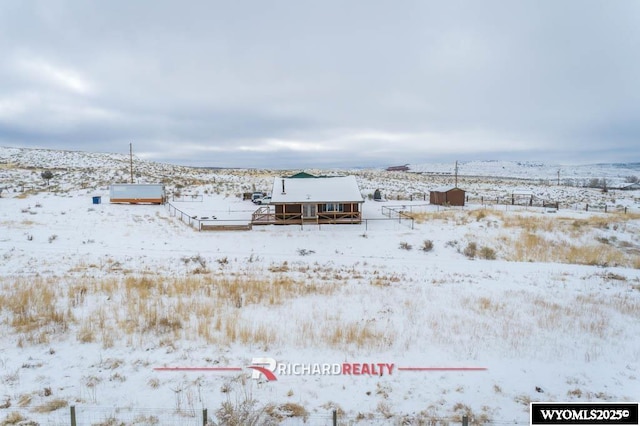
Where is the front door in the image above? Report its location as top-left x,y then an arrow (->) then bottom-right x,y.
303,203 -> 316,219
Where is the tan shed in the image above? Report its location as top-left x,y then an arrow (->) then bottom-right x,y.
429,186 -> 466,206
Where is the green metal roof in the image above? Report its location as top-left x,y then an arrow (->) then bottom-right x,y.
288,172 -> 318,179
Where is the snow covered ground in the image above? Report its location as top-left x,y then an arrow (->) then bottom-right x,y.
0,147 -> 639,425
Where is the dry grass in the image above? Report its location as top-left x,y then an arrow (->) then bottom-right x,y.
236,321 -> 278,347
32,398 -> 68,413
470,297 -> 505,313
467,210 -> 640,268
370,273 -> 402,287
0,273 -> 344,350
502,212 -> 640,239
0,227 -> 636,362
320,320 -> 394,350
447,289 -> 638,359
76,323 -> 96,343
500,214 -> 563,233
0,278 -> 71,334
1,411 -> 26,425
526,294 -> 635,339
408,209 -> 638,269
501,231 -> 630,266
17,395 -> 32,408
265,402 -> 309,421
406,210 -> 466,224
413,208 -> 638,240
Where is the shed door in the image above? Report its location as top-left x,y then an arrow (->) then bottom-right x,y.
303,204 -> 316,218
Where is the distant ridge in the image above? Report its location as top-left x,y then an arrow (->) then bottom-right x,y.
2,147 -> 638,185
409,160 -> 639,185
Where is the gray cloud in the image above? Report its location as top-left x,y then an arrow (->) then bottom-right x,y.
0,0 -> 638,168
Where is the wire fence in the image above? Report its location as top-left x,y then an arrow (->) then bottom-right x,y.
384,198 -> 637,215
172,194 -> 204,202
166,197 -> 637,235
465,195 -> 638,214
167,201 -> 422,232
3,406 -> 515,426
74,406 -> 204,425
166,202 -> 253,231
381,205 -> 419,229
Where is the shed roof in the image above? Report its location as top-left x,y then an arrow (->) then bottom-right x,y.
621,182 -> 640,190
431,186 -> 463,193
270,176 -> 363,203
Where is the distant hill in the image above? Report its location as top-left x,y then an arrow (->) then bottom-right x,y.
409,160 -> 640,186
2,146 -> 638,189
0,146 -> 134,169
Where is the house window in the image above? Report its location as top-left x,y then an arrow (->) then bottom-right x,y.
324,203 -> 343,212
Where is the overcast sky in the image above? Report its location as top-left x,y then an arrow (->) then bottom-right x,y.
0,1 -> 638,168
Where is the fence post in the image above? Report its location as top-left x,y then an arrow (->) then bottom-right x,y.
203,408 -> 208,426
605,205 -> 607,213
333,409 -> 337,426
462,415 -> 469,426
70,406 -> 76,426
586,204 -> 589,211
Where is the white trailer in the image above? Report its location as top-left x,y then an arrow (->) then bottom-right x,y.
109,184 -> 165,204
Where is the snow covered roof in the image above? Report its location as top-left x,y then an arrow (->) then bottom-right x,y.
621,182 -> 640,190
431,186 -> 462,193
270,176 -> 364,203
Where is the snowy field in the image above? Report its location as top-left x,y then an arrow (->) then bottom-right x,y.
0,147 -> 639,425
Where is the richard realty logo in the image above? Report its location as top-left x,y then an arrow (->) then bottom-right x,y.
248,357 -> 278,381
155,357 -> 486,381
247,357 -> 396,381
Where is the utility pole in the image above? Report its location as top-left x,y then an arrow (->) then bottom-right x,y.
454,160 -> 459,188
130,143 -> 134,184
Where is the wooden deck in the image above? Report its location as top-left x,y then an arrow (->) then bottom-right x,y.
251,206 -> 275,225
251,206 -> 361,225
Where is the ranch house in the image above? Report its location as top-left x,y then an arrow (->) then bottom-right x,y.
252,175 -> 364,225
